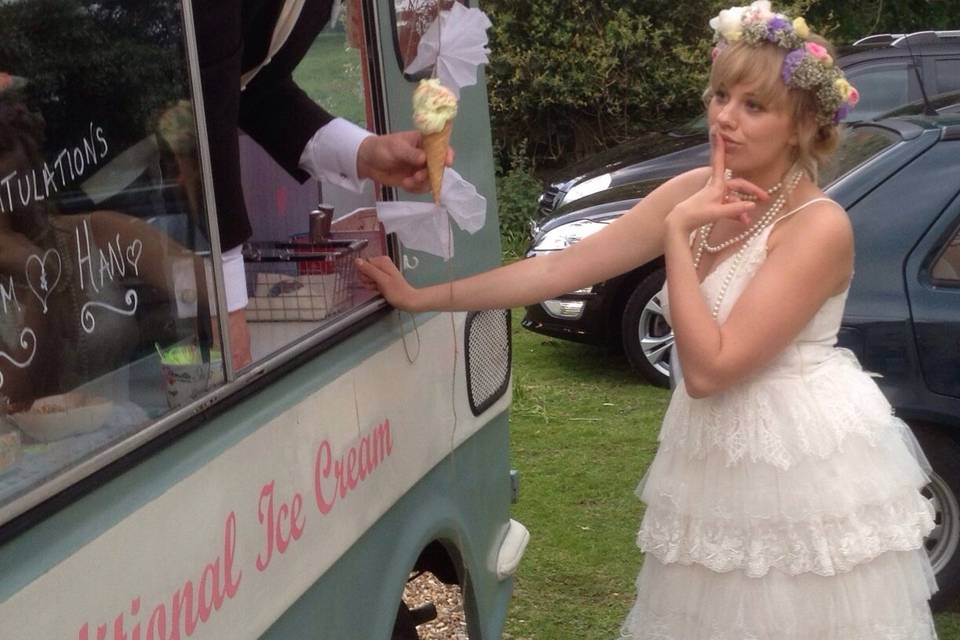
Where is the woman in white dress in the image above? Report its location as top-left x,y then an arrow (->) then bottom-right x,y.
357,2 -> 938,637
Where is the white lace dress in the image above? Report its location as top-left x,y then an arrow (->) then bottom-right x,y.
619,203 -> 938,640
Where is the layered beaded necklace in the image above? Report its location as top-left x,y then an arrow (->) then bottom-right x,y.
693,164 -> 805,318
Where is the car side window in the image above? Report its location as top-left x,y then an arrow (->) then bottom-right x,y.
845,63 -> 919,121
935,58 -> 960,94
932,227 -> 960,283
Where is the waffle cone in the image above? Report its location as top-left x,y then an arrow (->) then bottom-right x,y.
423,121 -> 452,204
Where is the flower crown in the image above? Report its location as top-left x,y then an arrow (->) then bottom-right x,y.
709,1 -> 859,126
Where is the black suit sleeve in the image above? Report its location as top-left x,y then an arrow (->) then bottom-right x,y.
237,0 -> 336,182
193,0 -> 251,249
238,75 -> 333,182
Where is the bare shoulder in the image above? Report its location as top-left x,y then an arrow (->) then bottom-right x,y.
771,197 -> 853,263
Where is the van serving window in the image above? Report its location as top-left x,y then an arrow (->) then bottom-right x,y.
0,0 -> 224,523
236,2 -> 388,364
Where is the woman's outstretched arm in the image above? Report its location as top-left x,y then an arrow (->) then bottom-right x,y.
357,169 -> 730,312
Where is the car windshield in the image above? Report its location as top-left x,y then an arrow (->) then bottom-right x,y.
876,90 -> 960,118
668,114 -> 709,137
819,126 -> 900,186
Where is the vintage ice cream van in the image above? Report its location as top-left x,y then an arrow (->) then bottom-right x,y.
0,1 -> 524,638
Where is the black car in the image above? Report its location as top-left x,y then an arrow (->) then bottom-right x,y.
527,113 -> 960,608
536,30 -> 960,221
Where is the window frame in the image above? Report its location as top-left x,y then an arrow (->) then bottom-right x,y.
389,0 -> 470,83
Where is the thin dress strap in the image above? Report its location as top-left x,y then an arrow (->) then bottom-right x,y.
771,197 -> 838,228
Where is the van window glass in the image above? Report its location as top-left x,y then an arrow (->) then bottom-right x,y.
393,0 -> 469,79
0,0 -> 225,516
237,1 -> 387,365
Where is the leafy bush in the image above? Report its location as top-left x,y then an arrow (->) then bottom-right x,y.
483,0 -> 960,173
496,143 -> 542,259
483,1 -> 732,169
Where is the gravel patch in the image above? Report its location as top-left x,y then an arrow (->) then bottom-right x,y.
403,572 -> 469,639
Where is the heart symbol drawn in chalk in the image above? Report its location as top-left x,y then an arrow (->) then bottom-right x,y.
25,249 -> 63,314
126,239 -> 143,275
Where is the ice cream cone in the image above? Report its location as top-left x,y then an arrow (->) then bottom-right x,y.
423,121 -> 452,204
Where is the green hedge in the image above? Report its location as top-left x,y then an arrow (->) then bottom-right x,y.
485,0 -> 960,172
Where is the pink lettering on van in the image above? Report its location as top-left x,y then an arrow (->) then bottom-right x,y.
76,511 -> 241,640
314,419 -> 393,515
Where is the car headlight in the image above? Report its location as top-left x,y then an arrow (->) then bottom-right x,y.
532,219 -> 608,252
558,174 -> 612,207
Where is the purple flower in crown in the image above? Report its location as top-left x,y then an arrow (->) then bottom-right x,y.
766,15 -> 791,41
833,103 -> 851,123
781,48 -> 805,84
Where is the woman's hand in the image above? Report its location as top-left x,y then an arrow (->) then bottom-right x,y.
664,133 -> 768,236
356,255 -> 423,311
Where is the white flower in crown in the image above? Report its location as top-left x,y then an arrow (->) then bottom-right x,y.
746,1 -> 774,21
710,5 -> 748,41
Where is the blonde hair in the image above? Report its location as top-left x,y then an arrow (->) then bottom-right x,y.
703,37 -> 842,180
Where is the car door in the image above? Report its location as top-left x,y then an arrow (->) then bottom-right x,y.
904,141 -> 960,413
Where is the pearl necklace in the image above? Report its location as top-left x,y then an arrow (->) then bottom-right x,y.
703,166 -> 803,254
694,168 -> 804,318
723,168 -> 788,202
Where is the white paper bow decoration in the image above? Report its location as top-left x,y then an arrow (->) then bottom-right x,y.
376,168 -> 486,260
404,3 -> 492,98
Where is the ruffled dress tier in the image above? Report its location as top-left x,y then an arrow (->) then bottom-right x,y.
620,206 -> 938,640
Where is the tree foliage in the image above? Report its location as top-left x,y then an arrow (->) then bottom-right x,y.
484,0 -> 960,172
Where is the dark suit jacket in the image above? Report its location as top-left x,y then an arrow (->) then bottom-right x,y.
193,0 -> 336,249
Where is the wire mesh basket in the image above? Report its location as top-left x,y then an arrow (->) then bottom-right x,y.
242,237 -> 368,322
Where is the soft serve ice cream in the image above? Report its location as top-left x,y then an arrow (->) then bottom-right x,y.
412,78 -> 458,203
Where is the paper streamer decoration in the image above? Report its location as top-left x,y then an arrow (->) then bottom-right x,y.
404,3 -> 492,98
376,168 -> 485,260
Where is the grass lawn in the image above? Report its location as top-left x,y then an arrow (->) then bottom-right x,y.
503,310 -> 960,639
293,31 -> 366,126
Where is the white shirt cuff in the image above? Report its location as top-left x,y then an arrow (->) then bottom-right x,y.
221,245 -> 249,312
298,117 -> 373,193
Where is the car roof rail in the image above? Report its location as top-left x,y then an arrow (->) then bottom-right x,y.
852,33 -> 902,46
892,30 -> 960,47
853,30 -> 960,47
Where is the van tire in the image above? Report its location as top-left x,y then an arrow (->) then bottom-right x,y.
912,422 -> 960,611
391,601 -> 421,640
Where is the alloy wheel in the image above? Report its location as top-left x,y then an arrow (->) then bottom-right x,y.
637,291 -> 675,381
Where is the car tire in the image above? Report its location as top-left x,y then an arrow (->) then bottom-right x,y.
621,268 -> 673,388
912,422 -> 960,612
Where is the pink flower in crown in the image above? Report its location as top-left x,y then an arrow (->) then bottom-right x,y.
0,73 -> 12,92
847,86 -> 860,107
804,41 -> 829,60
